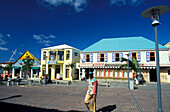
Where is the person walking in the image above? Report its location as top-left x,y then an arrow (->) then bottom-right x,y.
84,71 -> 98,112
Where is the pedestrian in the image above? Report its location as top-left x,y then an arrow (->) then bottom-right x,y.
84,71 -> 98,112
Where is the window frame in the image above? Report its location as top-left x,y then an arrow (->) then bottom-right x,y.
115,53 -> 120,62
86,54 -> 90,62
132,52 -> 137,59
150,52 -> 155,62
100,53 -> 105,62
66,50 -> 70,60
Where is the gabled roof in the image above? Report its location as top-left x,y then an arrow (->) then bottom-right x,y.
41,44 -> 81,51
14,50 -> 41,64
82,36 -> 168,52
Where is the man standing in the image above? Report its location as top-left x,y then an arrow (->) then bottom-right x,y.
85,71 -> 98,112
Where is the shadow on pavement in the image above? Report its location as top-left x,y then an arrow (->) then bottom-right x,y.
0,101 -> 116,112
97,105 -> 116,112
0,95 -> 22,100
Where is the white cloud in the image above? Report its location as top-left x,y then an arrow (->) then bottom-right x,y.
33,34 -> 56,46
7,34 -> 11,38
18,52 -> 23,55
0,46 -> 9,51
110,0 -> 144,6
37,0 -> 89,13
0,33 -> 7,45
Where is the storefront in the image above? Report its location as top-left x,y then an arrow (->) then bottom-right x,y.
12,50 -> 41,79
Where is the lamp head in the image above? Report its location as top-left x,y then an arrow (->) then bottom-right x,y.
141,6 -> 170,26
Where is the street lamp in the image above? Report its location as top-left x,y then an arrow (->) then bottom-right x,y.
126,53 -> 130,89
141,6 -> 170,112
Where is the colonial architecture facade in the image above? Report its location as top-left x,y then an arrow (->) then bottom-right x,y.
41,44 -> 80,81
80,36 -> 170,83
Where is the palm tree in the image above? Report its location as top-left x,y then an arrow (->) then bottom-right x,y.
22,56 -> 34,79
120,57 -> 138,78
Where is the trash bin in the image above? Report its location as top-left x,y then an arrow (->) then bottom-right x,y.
130,79 -> 134,90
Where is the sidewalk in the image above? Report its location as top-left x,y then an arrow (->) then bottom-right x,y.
0,81 -> 170,112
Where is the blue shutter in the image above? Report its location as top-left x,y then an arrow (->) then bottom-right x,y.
97,53 -> 100,62
120,53 -> 123,61
112,53 -> 115,62
83,54 -> 86,62
105,53 -> 108,62
137,52 -> 141,62
90,53 -> 93,62
129,52 -> 131,60
146,52 -> 150,62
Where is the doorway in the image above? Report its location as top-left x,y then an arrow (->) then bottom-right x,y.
149,69 -> 157,82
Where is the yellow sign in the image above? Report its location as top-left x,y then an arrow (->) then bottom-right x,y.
20,51 -> 34,60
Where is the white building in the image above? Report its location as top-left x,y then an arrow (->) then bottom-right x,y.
80,36 -> 170,83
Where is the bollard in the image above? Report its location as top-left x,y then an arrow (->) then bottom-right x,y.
7,81 -> 10,86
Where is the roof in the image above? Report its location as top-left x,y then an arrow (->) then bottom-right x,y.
41,44 -> 81,51
82,36 -> 169,52
14,50 -> 41,64
0,62 -> 15,64
165,42 -> 170,48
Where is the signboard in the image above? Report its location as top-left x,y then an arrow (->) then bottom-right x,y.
94,63 -> 105,66
48,61 -> 57,64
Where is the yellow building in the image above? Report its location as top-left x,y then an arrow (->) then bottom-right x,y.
41,44 -> 80,81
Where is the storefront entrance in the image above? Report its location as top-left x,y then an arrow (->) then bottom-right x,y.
149,69 -> 157,82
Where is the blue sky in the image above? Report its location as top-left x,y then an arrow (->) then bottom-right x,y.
0,0 -> 170,63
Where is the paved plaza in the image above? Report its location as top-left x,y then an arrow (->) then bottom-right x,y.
0,81 -> 170,112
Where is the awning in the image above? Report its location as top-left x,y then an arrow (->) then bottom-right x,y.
13,66 -> 20,69
32,67 -> 40,69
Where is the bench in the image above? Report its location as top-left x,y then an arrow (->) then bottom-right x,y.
98,81 -> 111,87
27,78 -> 42,85
55,80 -> 71,85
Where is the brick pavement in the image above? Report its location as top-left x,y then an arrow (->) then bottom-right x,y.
0,81 -> 170,112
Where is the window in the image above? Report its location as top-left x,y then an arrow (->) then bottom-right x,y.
168,70 -> 170,75
150,52 -> 155,61
49,51 -> 56,61
100,53 -> 104,62
43,51 -> 46,60
66,50 -> 70,60
58,51 -> 64,61
132,52 -> 137,59
115,53 -> 120,62
86,54 -> 90,62
74,52 -> 78,56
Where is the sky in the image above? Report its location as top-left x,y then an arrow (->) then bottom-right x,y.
0,0 -> 170,63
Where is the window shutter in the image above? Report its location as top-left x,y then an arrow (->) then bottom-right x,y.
90,53 -> 93,62
83,54 -> 86,62
137,52 -> 141,62
146,52 -> 150,62
112,53 -> 115,62
120,53 -> 123,61
105,53 -> 108,62
97,53 -> 100,62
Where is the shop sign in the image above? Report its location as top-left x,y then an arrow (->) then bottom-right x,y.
94,63 -> 105,66
48,61 -> 57,64
80,63 -> 93,66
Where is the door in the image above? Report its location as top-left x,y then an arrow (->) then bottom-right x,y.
66,69 -> 69,78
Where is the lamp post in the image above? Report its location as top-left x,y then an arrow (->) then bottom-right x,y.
126,53 -> 130,89
141,6 -> 170,112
